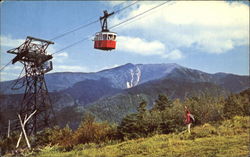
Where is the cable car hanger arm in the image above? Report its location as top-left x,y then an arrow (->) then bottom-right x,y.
100,10 -> 114,32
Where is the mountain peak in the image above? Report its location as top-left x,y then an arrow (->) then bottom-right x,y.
121,63 -> 135,68
111,63 -> 135,71
124,63 -> 134,66
1,62 -> 249,95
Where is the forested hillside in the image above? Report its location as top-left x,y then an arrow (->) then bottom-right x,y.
1,63 -> 249,129
1,89 -> 249,156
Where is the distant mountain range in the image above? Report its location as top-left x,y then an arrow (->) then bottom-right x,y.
0,63 -> 180,94
1,63 -> 248,94
0,63 -> 249,125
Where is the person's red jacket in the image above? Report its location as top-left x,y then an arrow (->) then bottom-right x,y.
185,111 -> 192,124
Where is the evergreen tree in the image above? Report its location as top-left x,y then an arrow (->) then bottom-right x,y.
153,94 -> 172,111
118,100 -> 150,139
136,100 -> 149,136
137,100 -> 147,116
151,94 -> 174,134
82,112 -> 95,125
117,113 -> 141,139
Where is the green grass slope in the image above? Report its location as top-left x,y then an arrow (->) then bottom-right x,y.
30,116 -> 250,157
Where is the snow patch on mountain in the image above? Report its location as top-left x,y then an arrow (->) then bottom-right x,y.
127,66 -> 141,88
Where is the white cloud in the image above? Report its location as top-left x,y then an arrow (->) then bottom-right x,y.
108,1 -> 124,7
163,49 -> 184,60
46,46 -> 69,63
0,35 -> 70,63
97,64 -> 120,71
0,35 -> 25,47
53,52 -> 69,63
46,46 -> 56,54
54,52 -> 68,57
4,65 -> 23,71
0,72 -> 20,81
110,1 -> 249,54
53,65 -> 88,72
116,35 -> 183,60
0,63 -> 24,81
117,36 -> 165,56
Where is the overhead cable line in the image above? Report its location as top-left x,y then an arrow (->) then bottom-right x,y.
112,1 -> 128,10
110,1 -> 169,29
11,66 -> 25,90
114,1 -> 138,14
0,1 -> 138,82
49,20 -> 100,41
52,36 -> 91,55
0,60 -> 12,72
49,1 -> 138,41
2,66 -> 25,91
1,1 -> 138,72
112,1 -> 174,30
52,1 -> 169,55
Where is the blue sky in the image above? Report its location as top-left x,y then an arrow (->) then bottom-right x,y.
0,1 -> 249,81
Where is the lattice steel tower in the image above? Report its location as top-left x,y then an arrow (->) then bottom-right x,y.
7,36 -> 55,134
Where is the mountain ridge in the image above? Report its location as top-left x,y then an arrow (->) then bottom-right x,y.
0,63 -> 249,127
1,63 -> 248,95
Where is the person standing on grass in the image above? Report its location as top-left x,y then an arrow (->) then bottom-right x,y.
184,106 -> 195,133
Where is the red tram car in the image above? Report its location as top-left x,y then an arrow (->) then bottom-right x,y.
94,32 -> 117,50
94,10 -> 117,51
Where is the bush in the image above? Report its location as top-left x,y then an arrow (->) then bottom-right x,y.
0,132 -> 23,155
71,113 -> 116,145
223,92 -> 250,118
35,113 -> 117,151
73,121 -> 114,144
183,95 -> 225,124
218,116 -> 250,136
35,125 -> 74,151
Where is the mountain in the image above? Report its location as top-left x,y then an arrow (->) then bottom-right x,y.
165,67 -> 249,93
0,63 -> 249,125
86,78 -> 229,123
60,78 -> 121,106
0,63 -> 181,94
1,63 -> 248,95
